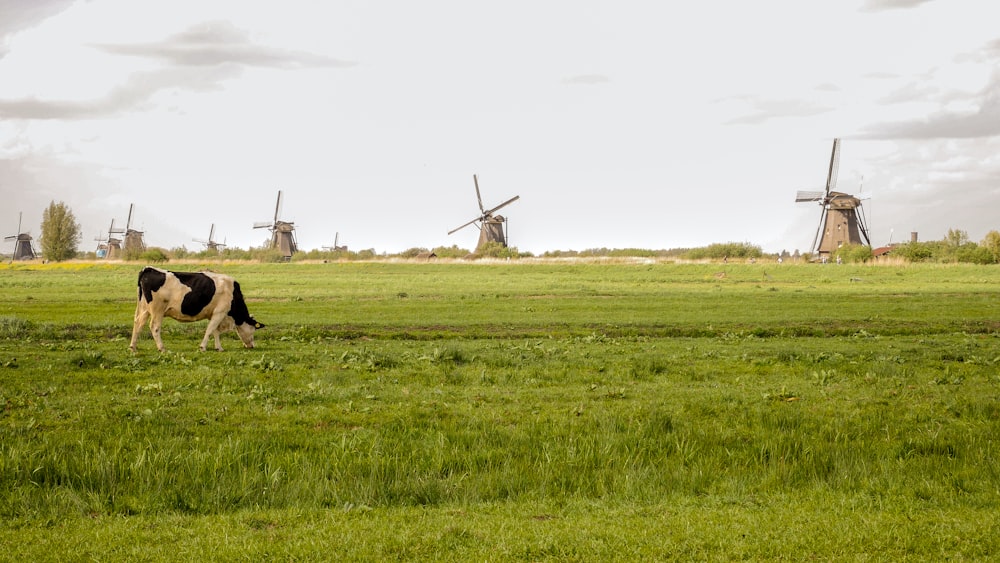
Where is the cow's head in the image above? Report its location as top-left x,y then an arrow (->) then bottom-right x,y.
235,318 -> 266,348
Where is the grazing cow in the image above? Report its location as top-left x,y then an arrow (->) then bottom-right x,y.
129,267 -> 265,352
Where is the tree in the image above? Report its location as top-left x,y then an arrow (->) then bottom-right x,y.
982,230 -> 1000,263
39,201 -> 81,261
945,228 -> 969,247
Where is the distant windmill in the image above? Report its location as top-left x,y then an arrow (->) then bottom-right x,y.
322,232 -> 347,252
254,190 -> 298,259
121,204 -> 146,255
98,218 -> 125,259
448,174 -> 520,253
193,224 -> 226,252
795,138 -> 871,258
4,212 -> 36,262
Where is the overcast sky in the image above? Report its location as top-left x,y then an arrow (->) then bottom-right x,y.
2,0 -> 999,255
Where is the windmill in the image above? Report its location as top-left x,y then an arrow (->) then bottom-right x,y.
98,218 -> 125,259
448,174 -> 520,253
193,224 -> 226,252
4,212 -> 36,262
254,190 -> 298,259
795,138 -> 871,258
322,232 -> 347,252
121,204 -> 146,255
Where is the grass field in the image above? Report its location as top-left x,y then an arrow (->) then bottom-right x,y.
1,260 -> 999,560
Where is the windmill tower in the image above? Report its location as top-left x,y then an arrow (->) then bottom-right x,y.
254,190 -> 298,259
121,204 -> 146,255
193,224 -> 226,252
795,138 -> 871,258
448,174 -> 520,253
4,212 -> 36,261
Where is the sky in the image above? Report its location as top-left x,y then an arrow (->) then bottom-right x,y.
1,0 -> 999,255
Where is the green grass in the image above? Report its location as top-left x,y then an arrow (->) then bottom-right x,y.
1,261 -> 999,560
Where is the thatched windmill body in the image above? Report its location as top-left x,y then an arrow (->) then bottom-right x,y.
795,138 -> 871,258
254,191 -> 298,259
448,174 -> 520,253
4,212 -> 36,261
193,224 -> 226,252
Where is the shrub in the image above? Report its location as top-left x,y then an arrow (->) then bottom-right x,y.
139,248 -> 169,263
684,242 -> 762,260
833,244 -> 872,264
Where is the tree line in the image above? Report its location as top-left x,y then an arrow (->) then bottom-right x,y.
11,200 -> 1000,264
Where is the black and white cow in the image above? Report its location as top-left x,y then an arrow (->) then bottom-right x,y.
129,267 -> 265,352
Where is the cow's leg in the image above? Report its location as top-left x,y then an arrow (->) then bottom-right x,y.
200,313 -> 227,352
129,302 -> 150,352
150,315 -> 166,352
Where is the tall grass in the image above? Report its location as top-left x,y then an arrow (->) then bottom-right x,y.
1,262 -> 999,558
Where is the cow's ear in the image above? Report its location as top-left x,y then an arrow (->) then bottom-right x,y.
255,322 -> 265,329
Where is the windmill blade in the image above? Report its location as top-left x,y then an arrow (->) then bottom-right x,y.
274,191 -> 283,224
3,235 -> 15,242
811,206 -> 828,254
856,202 -> 872,247
253,222 -> 273,229
109,217 -> 126,234
485,195 -> 520,216
208,224 -> 215,242
473,175 -> 485,213
795,190 -> 825,202
449,216 -> 482,235
125,204 -> 135,229
825,138 -> 841,194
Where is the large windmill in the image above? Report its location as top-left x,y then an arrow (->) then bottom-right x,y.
795,138 -> 871,258
193,224 -> 226,252
448,174 -> 520,253
121,204 -> 146,255
4,212 -> 36,261
254,190 -> 298,259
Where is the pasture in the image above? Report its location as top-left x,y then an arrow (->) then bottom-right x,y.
1,260 -> 999,560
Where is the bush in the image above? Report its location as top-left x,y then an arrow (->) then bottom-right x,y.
476,241 -> 521,259
431,245 -> 471,259
832,244 -> 872,264
955,244 -> 995,265
138,248 -> 169,263
684,242 -> 762,261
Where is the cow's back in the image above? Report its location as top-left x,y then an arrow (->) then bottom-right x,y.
171,271 -> 218,317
